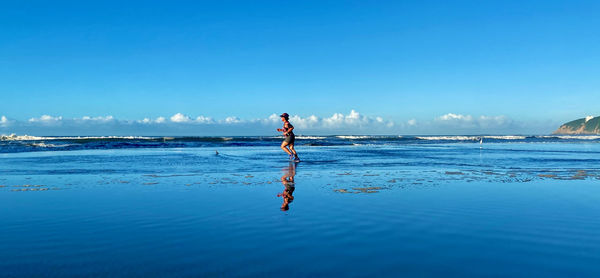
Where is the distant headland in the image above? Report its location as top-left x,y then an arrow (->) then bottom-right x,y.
554,116 -> 600,134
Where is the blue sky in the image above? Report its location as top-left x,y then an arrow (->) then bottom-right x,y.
1,0 -> 599,135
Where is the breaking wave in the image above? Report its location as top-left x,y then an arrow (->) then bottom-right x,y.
0,134 -> 154,141
1,134 -> 598,154
416,135 -> 527,141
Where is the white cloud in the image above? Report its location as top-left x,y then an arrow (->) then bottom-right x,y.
225,116 -> 241,124
170,113 -> 192,123
80,116 -> 114,122
261,114 -> 281,125
0,110 -> 562,135
585,115 -> 594,122
290,115 -> 319,129
167,113 -> 214,124
322,113 -> 343,126
321,110 -> 378,128
29,115 -> 62,122
269,110 -> 393,131
137,117 -> 168,124
1,110 -> 395,135
28,115 -> 63,125
195,115 -> 214,124
431,113 -> 516,132
437,113 -> 473,121
477,115 -> 510,128
0,115 -> 11,127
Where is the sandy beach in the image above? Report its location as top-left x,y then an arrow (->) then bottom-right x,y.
1,140 -> 600,277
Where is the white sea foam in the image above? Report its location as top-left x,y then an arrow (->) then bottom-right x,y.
1,134 -> 49,140
483,135 -> 527,140
335,135 -> 372,139
0,134 -> 154,141
417,136 -> 479,141
416,135 -> 526,141
296,136 -> 327,139
29,142 -> 74,148
261,135 -> 327,140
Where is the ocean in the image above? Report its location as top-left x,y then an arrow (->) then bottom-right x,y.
1,135 -> 599,277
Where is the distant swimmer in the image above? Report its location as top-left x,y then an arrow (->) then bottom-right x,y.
276,113 -> 300,162
215,150 -> 219,155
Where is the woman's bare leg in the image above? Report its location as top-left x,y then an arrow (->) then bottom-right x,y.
281,142 -> 292,155
289,144 -> 298,157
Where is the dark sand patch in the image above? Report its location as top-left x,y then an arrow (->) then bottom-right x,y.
144,174 -> 201,178
14,184 -> 46,188
335,186 -> 387,194
445,171 -> 464,175
353,186 -> 384,193
11,187 -> 50,192
570,170 -> 589,179
483,171 -> 499,175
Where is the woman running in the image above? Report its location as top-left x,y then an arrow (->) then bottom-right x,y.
277,113 -> 300,161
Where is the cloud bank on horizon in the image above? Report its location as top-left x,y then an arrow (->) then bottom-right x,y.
0,110 -> 554,136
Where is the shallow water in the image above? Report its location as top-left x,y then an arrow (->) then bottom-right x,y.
1,141 -> 599,277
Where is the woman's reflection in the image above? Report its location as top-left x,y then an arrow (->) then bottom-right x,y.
278,162 -> 297,211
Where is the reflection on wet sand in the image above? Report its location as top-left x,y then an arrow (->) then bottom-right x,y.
278,162 -> 297,211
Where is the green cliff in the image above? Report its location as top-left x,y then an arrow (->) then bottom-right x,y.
553,116 -> 600,134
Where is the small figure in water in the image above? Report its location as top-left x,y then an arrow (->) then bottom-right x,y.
278,162 -> 296,211
277,113 -> 300,162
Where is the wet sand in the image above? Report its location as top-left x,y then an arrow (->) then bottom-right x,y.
1,144 -> 600,277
